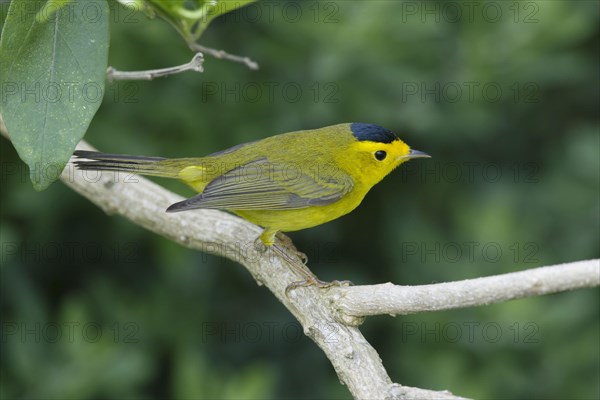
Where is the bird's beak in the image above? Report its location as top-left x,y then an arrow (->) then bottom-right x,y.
404,149 -> 431,159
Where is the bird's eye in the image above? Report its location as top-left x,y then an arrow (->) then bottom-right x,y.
374,150 -> 387,161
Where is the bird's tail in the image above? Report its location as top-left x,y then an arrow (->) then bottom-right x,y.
73,150 -> 183,178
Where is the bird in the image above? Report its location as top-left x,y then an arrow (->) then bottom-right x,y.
74,123 -> 429,287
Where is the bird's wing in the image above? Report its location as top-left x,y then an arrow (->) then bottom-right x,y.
166,158 -> 353,212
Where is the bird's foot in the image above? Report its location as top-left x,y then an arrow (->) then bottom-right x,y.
271,242 -> 352,295
261,231 -> 350,296
275,232 -> 308,264
253,232 -> 307,264
253,236 -> 268,253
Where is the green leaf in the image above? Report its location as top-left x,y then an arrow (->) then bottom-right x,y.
35,0 -> 75,23
0,0 -> 109,190
147,0 -> 256,42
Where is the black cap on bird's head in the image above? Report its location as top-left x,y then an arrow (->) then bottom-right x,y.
350,123 -> 398,144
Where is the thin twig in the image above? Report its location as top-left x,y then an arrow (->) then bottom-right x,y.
106,53 -> 204,82
328,259 -> 600,323
188,42 -> 259,70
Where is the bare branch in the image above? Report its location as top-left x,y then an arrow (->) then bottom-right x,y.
106,53 -> 204,82
188,42 -> 259,70
328,259 -> 600,322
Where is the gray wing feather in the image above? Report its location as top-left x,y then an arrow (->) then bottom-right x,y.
166,158 -> 353,212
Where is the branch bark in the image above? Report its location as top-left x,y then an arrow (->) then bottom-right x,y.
327,259 -> 600,323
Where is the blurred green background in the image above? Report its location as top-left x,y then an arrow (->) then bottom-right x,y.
1,0 -> 599,398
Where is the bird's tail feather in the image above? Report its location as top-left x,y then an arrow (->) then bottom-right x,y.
73,150 -> 182,178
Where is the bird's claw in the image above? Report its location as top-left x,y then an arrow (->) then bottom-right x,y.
253,237 -> 268,253
276,232 -> 308,264
266,232 -> 351,296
